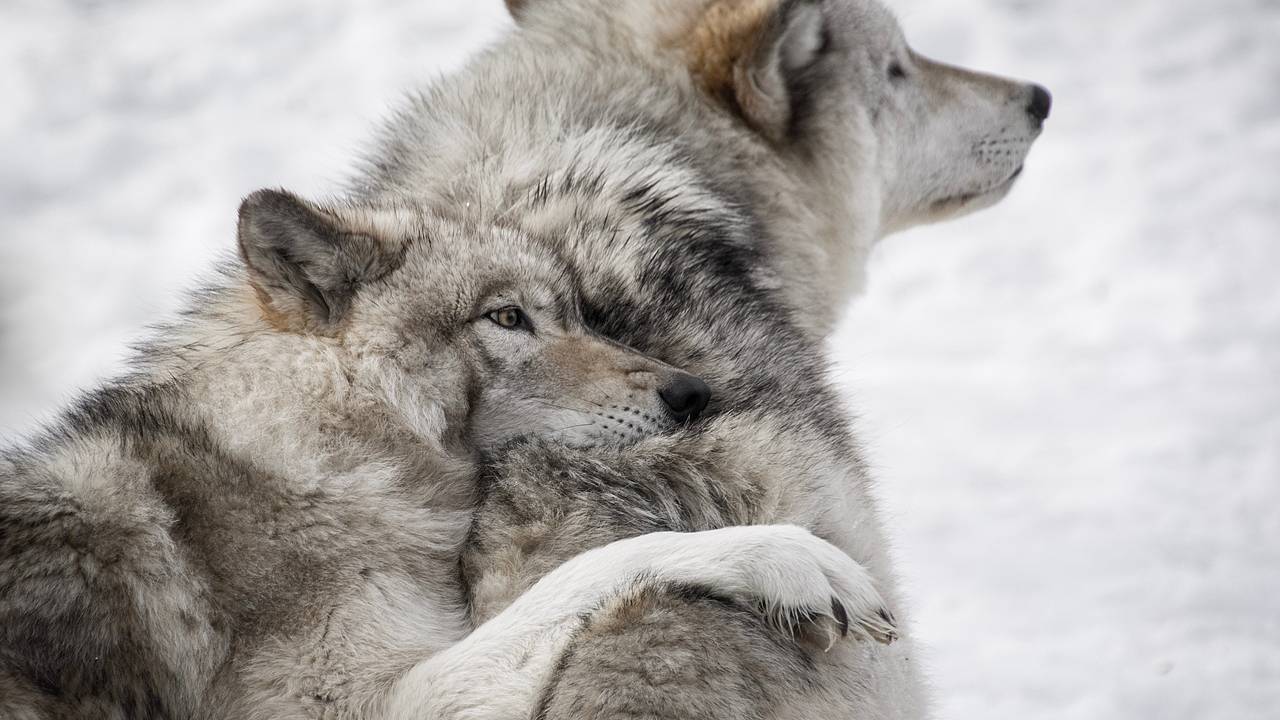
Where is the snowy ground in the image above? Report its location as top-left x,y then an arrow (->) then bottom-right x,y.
2,1 -> 1277,718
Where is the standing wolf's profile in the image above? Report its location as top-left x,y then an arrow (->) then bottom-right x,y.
0,0 -> 1048,717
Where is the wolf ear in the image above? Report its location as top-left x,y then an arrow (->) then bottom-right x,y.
687,0 -> 827,142
237,189 -> 399,333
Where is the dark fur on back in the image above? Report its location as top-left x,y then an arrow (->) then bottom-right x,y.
1,384 -> 222,718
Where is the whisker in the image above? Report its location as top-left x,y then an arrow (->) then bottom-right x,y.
548,420 -> 599,433
530,398 -> 591,414
530,397 -> 616,415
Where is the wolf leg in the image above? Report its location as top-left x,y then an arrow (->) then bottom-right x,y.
381,525 -> 893,720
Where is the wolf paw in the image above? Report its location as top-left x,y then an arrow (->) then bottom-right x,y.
665,525 -> 899,649
790,594 -> 899,651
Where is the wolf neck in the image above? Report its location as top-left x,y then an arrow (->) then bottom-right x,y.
355,41 -> 879,338
130,276 -> 467,503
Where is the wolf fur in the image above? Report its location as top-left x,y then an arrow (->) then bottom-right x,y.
0,0 -> 1048,717
0,189 -> 892,719
403,0 -> 1046,717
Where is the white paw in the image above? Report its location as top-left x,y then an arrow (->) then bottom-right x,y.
669,525 -> 898,648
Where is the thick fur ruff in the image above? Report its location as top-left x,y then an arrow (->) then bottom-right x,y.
0,0 -> 1047,717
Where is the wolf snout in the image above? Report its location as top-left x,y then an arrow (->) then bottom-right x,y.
658,373 -> 711,423
1027,83 -> 1052,125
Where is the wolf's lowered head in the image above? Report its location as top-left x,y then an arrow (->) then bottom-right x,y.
236,189 -> 709,457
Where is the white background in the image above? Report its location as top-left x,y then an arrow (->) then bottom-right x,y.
2,1 -> 1276,717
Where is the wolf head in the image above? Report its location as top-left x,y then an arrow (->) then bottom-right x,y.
236,189 -> 709,452
507,0 -> 1049,236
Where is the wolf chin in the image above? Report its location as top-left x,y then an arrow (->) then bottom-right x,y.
0,0 -> 1048,718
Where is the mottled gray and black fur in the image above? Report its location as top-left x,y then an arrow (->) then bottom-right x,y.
1,189 -> 891,720
435,0 -> 1047,716
0,0 -> 1048,717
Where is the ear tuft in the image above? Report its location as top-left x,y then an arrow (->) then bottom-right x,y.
237,189 -> 398,334
686,0 -> 828,142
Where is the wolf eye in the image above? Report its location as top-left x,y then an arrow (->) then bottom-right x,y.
888,62 -> 908,80
487,306 -> 528,330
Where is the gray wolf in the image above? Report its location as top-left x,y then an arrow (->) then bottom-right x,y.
0,189 -> 891,718
0,0 -> 1048,716
433,0 -> 1048,716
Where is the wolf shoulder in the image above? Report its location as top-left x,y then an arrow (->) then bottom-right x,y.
0,401 -> 227,717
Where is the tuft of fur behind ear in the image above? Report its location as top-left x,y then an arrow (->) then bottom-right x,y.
237,189 -> 401,334
685,0 -> 827,142
505,0 -> 531,22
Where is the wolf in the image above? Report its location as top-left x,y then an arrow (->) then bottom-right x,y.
373,0 -> 1049,716
0,189 -> 893,719
1,0 -> 1049,716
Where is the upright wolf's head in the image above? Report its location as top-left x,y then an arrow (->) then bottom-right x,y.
508,0 -> 1049,234
235,189 -> 710,453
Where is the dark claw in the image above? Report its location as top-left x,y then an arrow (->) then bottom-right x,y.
831,597 -> 850,637
878,607 -> 895,627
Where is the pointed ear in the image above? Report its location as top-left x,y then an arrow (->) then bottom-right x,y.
236,189 -> 401,333
686,0 -> 828,142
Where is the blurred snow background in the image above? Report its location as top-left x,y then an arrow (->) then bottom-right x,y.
1,0 -> 1276,718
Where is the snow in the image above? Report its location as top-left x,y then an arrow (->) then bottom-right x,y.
2,1 -> 1276,717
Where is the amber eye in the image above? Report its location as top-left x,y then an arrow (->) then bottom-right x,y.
487,306 -> 527,330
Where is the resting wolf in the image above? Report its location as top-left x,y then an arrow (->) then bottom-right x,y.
0,190 -> 891,718
0,0 -> 1048,716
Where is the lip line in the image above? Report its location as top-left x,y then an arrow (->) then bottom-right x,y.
931,166 -> 1024,209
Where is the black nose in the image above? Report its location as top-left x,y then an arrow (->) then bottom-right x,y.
659,374 -> 711,423
1027,84 -> 1052,124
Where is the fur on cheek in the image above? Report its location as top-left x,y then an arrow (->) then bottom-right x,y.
357,356 -> 455,451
